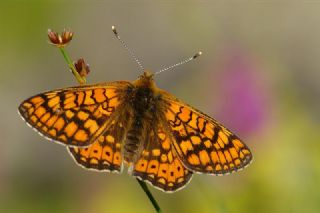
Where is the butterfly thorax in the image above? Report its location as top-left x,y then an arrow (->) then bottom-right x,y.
124,71 -> 159,163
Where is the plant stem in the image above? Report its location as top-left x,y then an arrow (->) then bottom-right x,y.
59,47 -> 86,85
137,179 -> 162,213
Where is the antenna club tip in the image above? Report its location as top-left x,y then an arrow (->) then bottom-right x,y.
111,25 -> 117,35
193,51 -> 203,59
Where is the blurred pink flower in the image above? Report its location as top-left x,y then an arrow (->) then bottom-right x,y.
211,47 -> 269,137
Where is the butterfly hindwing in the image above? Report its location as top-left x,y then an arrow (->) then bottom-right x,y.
161,95 -> 253,175
132,120 -> 192,192
68,118 -> 128,172
18,81 -> 131,146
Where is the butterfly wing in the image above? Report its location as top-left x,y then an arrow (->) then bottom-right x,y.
131,120 -> 192,192
68,117 -> 129,172
161,94 -> 253,175
18,81 -> 132,147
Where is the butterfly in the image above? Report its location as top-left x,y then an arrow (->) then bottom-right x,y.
18,70 -> 252,192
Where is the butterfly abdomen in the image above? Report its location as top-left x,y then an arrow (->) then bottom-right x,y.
124,85 -> 156,163
124,119 -> 143,162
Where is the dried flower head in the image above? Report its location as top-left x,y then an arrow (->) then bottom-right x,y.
48,29 -> 73,47
74,58 -> 90,77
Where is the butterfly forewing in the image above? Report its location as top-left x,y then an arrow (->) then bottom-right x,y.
132,119 -> 193,192
161,95 -> 253,175
18,81 -> 132,146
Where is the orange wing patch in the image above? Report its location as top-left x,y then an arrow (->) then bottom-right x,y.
163,97 -> 252,175
18,82 -> 131,146
132,123 -> 192,192
68,121 -> 127,172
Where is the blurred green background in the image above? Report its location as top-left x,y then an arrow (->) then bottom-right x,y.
1,1 -> 320,213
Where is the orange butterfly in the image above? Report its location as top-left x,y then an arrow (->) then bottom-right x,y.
18,70 -> 252,192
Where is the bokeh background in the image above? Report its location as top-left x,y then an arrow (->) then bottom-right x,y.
1,1 -> 320,213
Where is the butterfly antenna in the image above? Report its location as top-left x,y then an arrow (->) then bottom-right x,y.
155,51 -> 202,75
112,25 -> 145,71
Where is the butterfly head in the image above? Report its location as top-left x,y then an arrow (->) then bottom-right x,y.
142,70 -> 154,79
134,70 -> 156,89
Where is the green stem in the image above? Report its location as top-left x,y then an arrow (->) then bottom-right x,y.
59,47 -> 86,85
137,179 -> 162,213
